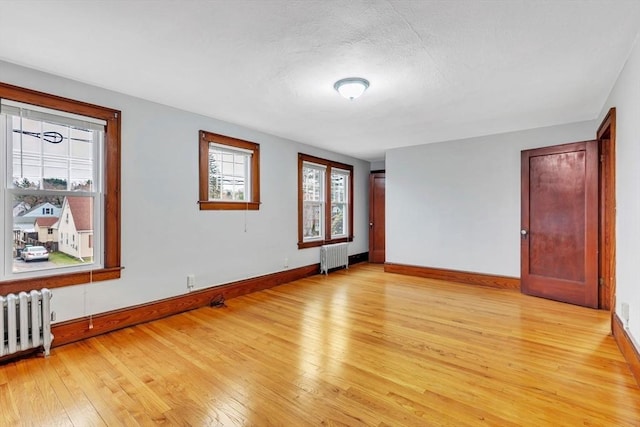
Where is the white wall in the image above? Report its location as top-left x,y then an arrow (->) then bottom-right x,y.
370,160 -> 385,171
386,121 -> 595,277
598,34 -> 640,349
0,60 -> 370,323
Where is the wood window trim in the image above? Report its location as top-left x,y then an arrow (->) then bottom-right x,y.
298,153 -> 354,249
0,82 -> 122,295
199,130 -> 260,210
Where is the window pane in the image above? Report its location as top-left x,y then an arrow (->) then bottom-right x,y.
208,144 -> 250,201
12,194 -> 94,273
208,151 -> 222,199
331,170 -> 348,237
303,166 -> 323,202
11,117 -> 41,188
70,126 -> 96,191
10,114 -> 97,192
331,171 -> 347,203
303,202 -> 322,239
331,203 -> 347,237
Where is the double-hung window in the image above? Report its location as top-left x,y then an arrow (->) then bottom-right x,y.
199,130 -> 260,210
298,153 -> 353,248
1,82 -> 121,293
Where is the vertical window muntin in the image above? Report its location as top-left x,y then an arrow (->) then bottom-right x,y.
298,153 -> 353,249
3,99 -> 103,276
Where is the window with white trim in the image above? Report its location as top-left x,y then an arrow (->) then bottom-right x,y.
199,130 -> 260,210
3,99 -> 102,274
298,153 -> 353,248
331,168 -> 349,238
301,162 -> 325,241
0,82 -> 121,293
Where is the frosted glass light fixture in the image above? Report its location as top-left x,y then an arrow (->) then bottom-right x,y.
334,77 -> 370,100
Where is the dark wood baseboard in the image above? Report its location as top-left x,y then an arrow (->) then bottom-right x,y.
384,263 -> 520,290
349,252 -> 369,266
52,264 -> 319,348
612,313 -> 640,387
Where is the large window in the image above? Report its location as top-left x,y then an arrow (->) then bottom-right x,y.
199,131 -> 260,210
298,153 -> 353,249
0,82 -> 121,294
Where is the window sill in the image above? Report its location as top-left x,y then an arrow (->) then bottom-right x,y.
0,266 -> 123,295
298,236 -> 352,249
199,201 -> 260,211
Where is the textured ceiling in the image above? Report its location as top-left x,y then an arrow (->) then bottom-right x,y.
1,1 -> 639,161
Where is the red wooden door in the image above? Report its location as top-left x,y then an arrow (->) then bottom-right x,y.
369,172 -> 385,263
521,141 -> 598,308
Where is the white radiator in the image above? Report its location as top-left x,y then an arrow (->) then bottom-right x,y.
1,289 -> 53,357
320,243 -> 349,275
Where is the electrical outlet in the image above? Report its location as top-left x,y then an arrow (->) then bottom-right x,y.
621,302 -> 630,327
187,274 -> 195,289
50,311 -> 56,322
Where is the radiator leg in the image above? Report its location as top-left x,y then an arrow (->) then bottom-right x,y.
42,289 -> 52,357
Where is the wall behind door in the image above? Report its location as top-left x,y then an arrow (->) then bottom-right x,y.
386,121 -> 595,278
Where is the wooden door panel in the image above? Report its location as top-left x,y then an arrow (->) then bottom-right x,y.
529,151 -> 586,282
521,141 -> 598,308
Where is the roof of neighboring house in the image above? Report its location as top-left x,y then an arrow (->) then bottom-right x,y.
35,217 -> 58,228
65,197 -> 92,231
22,202 -> 61,217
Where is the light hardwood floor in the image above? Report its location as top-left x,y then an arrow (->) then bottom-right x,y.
1,264 -> 639,426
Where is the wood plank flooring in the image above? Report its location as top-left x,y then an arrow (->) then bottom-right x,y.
1,263 -> 639,426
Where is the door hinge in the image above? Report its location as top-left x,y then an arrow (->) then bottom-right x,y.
600,154 -> 605,162
599,277 -> 604,286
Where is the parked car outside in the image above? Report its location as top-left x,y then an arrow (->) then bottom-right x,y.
21,246 -> 49,262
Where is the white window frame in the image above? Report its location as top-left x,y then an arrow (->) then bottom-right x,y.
1,99 -> 104,280
330,168 -> 350,239
207,142 -> 251,202
301,161 -> 326,242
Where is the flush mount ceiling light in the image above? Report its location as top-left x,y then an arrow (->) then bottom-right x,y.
333,77 -> 370,100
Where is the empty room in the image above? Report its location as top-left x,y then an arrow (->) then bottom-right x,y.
1,1 -> 640,425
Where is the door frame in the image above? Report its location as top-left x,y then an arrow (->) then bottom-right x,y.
597,108 -> 616,322
369,170 -> 385,263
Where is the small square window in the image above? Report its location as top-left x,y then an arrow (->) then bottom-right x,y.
199,131 -> 260,210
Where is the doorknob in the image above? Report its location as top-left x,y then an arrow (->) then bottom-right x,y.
520,229 -> 528,238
